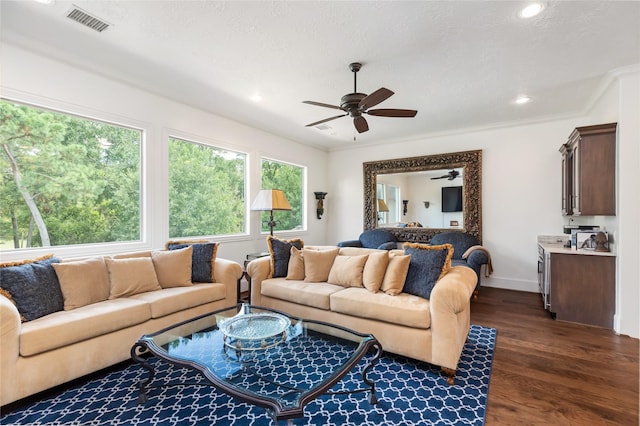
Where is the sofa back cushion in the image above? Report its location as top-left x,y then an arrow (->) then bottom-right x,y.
267,236 -> 304,278
327,254 -> 369,287
53,257 -> 110,310
402,242 -> 454,300
151,246 -> 193,288
358,229 -> 396,249
0,255 -> 63,321
430,232 -> 479,260
303,247 -> 339,282
166,240 -> 218,283
105,257 -> 161,299
380,254 -> 411,295
286,246 -> 305,280
362,251 -> 389,293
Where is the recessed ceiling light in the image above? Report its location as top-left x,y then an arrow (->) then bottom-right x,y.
515,96 -> 532,104
519,3 -> 544,18
33,0 -> 55,4
250,94 -> 263,102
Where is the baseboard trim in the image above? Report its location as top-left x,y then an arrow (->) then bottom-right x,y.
481,276 -> 538,293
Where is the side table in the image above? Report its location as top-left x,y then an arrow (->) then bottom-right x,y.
238,252 -> 270,303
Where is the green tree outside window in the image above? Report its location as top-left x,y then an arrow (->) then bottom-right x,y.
0,100 -> 141,249
168,137 -> 246,238
260,158 -> 304,233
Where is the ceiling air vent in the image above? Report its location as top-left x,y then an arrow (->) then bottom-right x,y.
66,6 -> 110,33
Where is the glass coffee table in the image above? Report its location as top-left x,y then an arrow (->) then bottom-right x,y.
131,304 -> 382,422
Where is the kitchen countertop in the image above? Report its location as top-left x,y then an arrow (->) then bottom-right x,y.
537,236 -> 616,257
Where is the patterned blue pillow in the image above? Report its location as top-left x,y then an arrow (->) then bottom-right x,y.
402,243 -> 453,300
267,236 -> 304,278
167,241 -> 218,283
0,256 -> 63,321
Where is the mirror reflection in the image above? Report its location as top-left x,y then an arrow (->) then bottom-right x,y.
377,168 -> 464,228
363,150 -> 482,244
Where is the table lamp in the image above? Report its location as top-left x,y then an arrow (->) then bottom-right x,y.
251,189 -> 292,236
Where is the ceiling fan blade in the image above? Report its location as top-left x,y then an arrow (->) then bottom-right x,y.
305,114 -> 347,127
302,100 -> 343,110
367,108 -> 418,117
354,116 -> 369,133
430,175 -> 447,180
359,87 -> 394,110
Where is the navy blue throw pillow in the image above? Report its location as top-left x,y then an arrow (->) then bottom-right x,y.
402,243 -> 453,300
0,256 -> 63,321
267,236 -> 304,278
167,242 -> 218,283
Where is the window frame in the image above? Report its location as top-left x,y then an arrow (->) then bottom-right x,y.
0,95 -> 150,261
258,156 -> 307,235
167,131 -> 251,241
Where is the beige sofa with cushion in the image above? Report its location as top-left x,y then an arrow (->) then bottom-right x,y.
0,245 -> 242,406
247,242 -> 478,385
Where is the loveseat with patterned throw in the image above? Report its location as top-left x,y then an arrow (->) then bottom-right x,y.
0,242 -> 242,406
247,236 -> 478,385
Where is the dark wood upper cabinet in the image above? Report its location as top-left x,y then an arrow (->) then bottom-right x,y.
560,123 -> 617,216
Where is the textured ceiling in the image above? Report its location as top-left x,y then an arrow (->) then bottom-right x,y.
1,1 -> 639,150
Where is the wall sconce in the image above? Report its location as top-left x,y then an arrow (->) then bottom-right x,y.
402,200 -> 409,216
423,201 -> 430,208
314,192 -> 327,219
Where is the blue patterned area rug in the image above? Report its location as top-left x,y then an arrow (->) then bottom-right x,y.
1,324 -> 496,426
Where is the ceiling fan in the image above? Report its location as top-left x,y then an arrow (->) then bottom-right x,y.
303,62 -> 418,134
431,170 -> 460,181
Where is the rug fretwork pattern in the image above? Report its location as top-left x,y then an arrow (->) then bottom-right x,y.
1,325 -> 496,425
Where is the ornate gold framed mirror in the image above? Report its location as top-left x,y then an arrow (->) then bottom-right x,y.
363,150 -> 482,243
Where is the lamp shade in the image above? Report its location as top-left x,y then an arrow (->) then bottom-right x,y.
377,199 -> 389,212
251,189 -> 292,211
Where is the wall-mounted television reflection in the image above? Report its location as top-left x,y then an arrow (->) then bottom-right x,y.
442,186 -> 463,212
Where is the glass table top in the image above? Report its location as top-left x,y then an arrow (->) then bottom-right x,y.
134,304 -> 380,421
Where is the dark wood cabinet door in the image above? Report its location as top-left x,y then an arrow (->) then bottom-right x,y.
561,123 -> 616,216
549,253 -> 615,328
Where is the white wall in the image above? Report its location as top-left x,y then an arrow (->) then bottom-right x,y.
328,119 -> 577,292
612,70 -> 640,338
0,43 -> 329,265
327,69 -> 639,338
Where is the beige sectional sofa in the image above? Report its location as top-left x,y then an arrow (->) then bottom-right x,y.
247,245 -> 478,385
0,247 -> 242,406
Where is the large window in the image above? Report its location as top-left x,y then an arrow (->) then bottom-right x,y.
0,100 -> 141,250
168,137 -> 246,238
260,158 -> 304,233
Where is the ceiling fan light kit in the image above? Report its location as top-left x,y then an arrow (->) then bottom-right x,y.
303,62 -> 418,134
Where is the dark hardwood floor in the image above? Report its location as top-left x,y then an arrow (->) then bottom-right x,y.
471,287 -> 639,425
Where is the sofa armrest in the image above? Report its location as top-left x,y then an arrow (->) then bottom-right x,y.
377,241 -> 398,250
1,295 -> 21,399
336,240 -> 363,248
428,266 -> 477,370
246,256 -> 272,305
213,258 -> 243,304
465,250 -> 489,269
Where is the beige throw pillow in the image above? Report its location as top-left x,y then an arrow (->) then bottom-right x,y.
286,246 -> 305,280
362,251 -> 390,293
380,254 -> 411,295
303,247 -> 339,282
327,254 -> 369,287
151,246 -> 193,288
105,257 -> 161,299
53,257 -> 110,310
